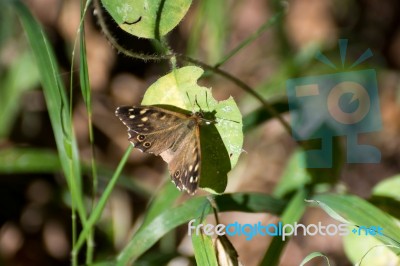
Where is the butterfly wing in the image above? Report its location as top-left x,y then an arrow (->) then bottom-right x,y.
115,106 -> 190,155
165,126 -> 201,195
116,105 -> 202,195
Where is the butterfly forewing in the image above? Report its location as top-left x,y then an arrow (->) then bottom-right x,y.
116,106 -> 188,155
116,105 -> 203,194
115,106 -> 188,134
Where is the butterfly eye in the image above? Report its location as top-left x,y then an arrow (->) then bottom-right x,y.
174,170 -> 181,178
137,135 -> 146,141
143,142 -> 151,148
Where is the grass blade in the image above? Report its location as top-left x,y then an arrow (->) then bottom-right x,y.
12,0 -> 86,224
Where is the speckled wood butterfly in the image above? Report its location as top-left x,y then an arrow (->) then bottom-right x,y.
116,105 -> 213,195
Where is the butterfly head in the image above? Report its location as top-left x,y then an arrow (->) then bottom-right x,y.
191,110 -> 217,126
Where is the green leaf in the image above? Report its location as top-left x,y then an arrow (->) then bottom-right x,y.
191,207 -> 219,266
372,174 -> 400,201
101,0 -> 192,39
0,148 -> 60,173
370,175 -> 400,219
141,66 -> 243,194
311,194 -> 400,252
192,233 -> 218,266
343,225 -> 400,266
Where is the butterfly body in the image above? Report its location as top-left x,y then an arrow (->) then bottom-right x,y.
116,105 -> 210,194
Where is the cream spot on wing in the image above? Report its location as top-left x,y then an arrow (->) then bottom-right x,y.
189,176 -> 194,183
189,165 -> 193,171
129,115 -> 135,119
194,176 -> 199,182
143,128 -> 149,131
127,132 -> 132,138
160,115 -> 166,120
194,164 -> 199,171
137,124 -> 144,127
141,117 -> 148,122
129,108 -> 134,111
140,109 -> 148,114
184,170 -> 188,177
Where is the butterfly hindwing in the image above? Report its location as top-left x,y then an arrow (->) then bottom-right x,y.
167,126 -> 201,194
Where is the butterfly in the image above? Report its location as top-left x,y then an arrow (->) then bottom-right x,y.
115,105 -> 214,195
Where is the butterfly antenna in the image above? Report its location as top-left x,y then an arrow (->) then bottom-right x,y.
194,95 -> 201,110
205,90 -> 210,111
186,92 -> 195,112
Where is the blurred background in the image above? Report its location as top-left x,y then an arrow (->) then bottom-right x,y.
1,0 -> 400,265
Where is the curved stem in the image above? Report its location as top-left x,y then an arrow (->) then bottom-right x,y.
177,54 -> 292,134
93,0 -> 291,135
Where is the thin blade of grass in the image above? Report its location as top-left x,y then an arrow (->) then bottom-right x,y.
214,10 -> 285,69
77,0 -> 97,197
72,145 -> 133,253
75,0 -> 96,262
13,0 -> 86,224
192,216 -> 219,266
299,252 -> 331,266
